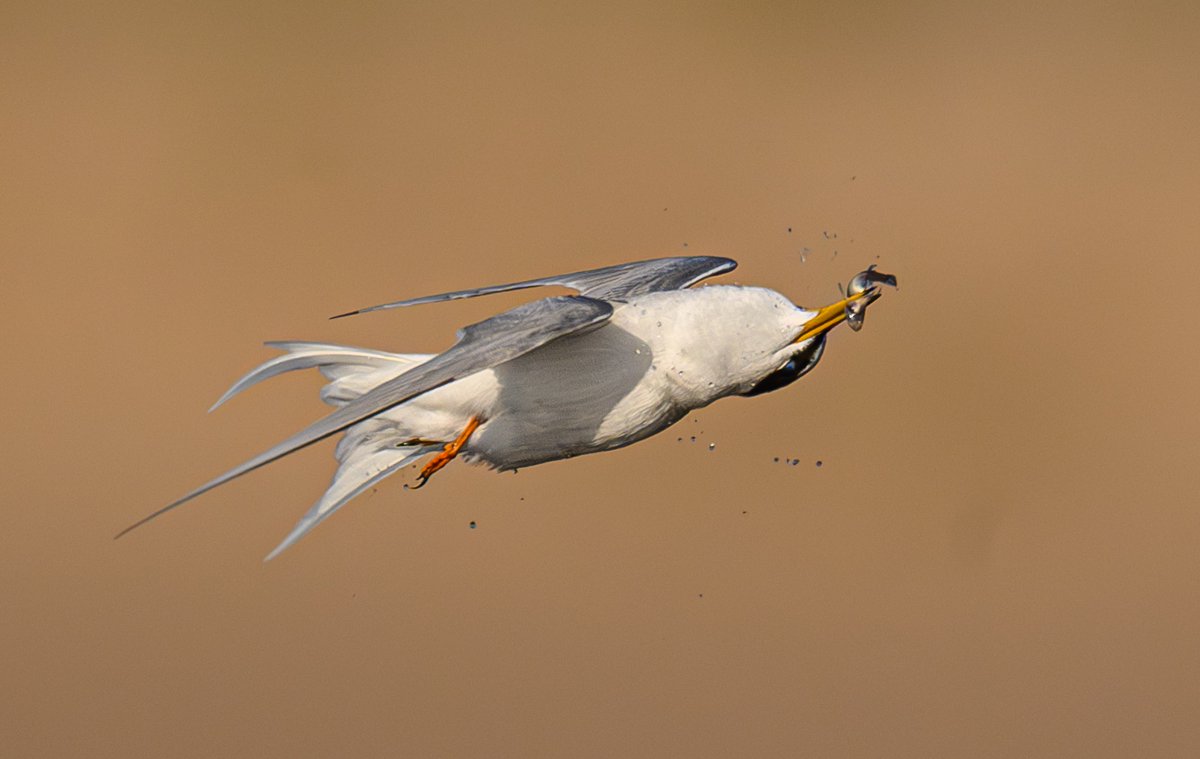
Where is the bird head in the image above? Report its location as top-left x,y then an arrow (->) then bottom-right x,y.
742,266 -> 896,397
792,265 -> 898,344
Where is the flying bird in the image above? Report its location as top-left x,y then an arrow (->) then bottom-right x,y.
119,256 -> 896,559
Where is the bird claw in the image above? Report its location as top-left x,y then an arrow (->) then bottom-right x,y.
413,453 -> 451,488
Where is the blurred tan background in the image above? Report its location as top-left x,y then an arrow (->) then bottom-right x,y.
4,1 -> 1199,756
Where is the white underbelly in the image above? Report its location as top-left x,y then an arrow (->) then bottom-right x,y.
464,318 -> 685,469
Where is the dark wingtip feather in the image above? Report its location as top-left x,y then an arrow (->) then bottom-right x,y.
114,500 -> 184,540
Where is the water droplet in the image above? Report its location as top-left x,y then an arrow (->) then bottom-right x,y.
789,459 -> 799,466
708,443 -> 715,451
690,436 -> 696,443
815,460 -> 823,468
469,521 -> 477,529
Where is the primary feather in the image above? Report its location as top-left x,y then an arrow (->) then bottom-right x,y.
330,255 -> 736,317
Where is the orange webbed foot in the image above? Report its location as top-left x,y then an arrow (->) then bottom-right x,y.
412,416 -> 481,489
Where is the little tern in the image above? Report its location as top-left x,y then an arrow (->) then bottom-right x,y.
119,256 -> 896,559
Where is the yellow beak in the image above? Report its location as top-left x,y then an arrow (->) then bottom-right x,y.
792,291 -> 871,344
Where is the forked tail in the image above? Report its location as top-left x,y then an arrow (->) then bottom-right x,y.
210,341 -> 440,560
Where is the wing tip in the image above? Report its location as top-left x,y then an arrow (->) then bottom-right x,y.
113,497 -> 186,540
710,256 -> 738,274
330,302 -> 400,319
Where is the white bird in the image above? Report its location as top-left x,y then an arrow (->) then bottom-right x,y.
118,256 -> 896,559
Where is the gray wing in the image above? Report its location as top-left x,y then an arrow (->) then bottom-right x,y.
331,256 -> 736,318
117,296 -> 613,539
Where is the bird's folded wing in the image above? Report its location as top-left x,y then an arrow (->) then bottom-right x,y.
331,256 -> 737,318
118,296 -> 613,538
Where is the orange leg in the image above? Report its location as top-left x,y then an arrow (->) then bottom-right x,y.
412,416 -> 482,489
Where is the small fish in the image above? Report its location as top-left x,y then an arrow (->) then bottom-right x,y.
847,264 -> 898,294
844,265 -> 898,332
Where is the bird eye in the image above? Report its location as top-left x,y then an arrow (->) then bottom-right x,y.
741,354 -> 809,397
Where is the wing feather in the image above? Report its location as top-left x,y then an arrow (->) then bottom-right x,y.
330,256 -> 736,318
